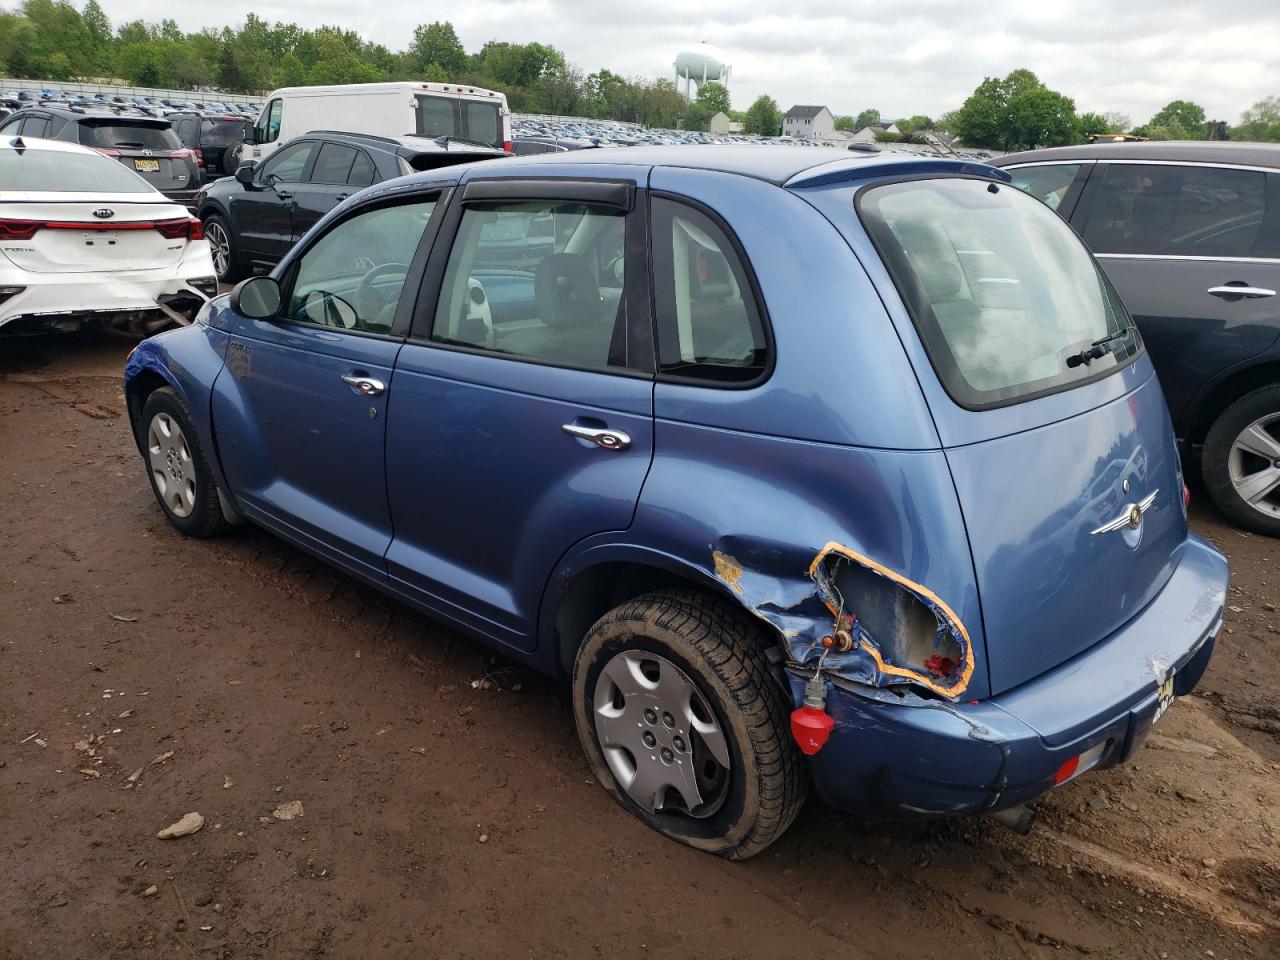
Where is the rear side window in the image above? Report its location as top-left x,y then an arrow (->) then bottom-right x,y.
200,120 -> 242,148
1082,163 -> 1276,258
348,151 -> 376,186
859,177 -> 1139,409
22,116 -> 49,138
310,143 -> 357,184
650,197 -> 768,384
431,201 -> 631,372
78,123 -> 180,151
1008,163 -> 1082,212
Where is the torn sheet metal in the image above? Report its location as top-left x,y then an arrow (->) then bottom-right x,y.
710,538 -> 975,700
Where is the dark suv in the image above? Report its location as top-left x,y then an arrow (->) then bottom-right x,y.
167,111 -> 249,183
0,107 -> 199,206
195,130 -> 503,282
995,142 -> 1280,535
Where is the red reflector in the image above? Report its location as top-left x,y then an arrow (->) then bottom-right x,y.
1184,483 -> 1191,509
1053,755 -> 1080,785
0,218 -> 40,240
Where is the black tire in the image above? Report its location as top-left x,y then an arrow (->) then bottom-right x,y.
203,213 -> 245,283
221,143 -> 241,175
139,387 -> 228,538
572,589 -> 807,860
1201,384 -> 1280,537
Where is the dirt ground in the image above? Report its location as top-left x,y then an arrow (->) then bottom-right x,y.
2,332 -> 1278,960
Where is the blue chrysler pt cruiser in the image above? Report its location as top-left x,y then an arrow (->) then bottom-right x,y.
125,146 -> 1228,859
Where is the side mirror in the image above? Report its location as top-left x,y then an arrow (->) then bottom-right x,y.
234,162 -> 258,187
241,121 -> 258,145
229,276 -> 281,320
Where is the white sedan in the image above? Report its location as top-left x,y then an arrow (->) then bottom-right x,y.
0,135 -> 217,336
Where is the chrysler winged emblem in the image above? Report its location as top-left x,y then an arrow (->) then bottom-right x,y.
1091,490 -> 1159,536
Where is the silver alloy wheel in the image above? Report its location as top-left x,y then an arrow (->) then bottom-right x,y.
593,650 -> 731,817
206,221 -> 230,278
147,411 -> 197,518
1228,411 -> 1280,520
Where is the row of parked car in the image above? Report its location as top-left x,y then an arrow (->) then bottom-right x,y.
510,116 -> 768,153
6,95 -> 1278,858
2,88 -> 260,116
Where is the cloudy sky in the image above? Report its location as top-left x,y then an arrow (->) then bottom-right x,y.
95,0 -> 1280,123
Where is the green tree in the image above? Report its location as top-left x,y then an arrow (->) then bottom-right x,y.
743,95 -> 782,136
854,108 -> 880,130
896,114 -> 934,133
951,69 -> 1078,150
695,80 -> 730,115
833,115 -> 854,132
1077,111 -> 1108,138
409,21 -> 465,77
1134,100 -> 1207,140
1103,111 -> 1131,133
1234,96 -> 1280,142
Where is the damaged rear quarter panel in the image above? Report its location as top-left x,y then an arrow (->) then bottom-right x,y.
630,425 -> 990,701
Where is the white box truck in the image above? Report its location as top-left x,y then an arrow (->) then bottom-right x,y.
242,81 -> 512,163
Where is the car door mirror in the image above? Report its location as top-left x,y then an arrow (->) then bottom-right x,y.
230,276 -> 281,320
242,120 -> 257,145
234,162 -> 258,188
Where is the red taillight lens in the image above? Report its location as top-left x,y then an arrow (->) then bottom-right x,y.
1052,755 -> 1080,785
155,218 -> 204,241
503,140 -> 513,153
1184,483 -> 1191,510
0,218 -> 41,240
171,148 -> 194,161
193,147 -> 204,168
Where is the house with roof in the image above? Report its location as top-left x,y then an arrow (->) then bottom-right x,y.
782,105 -> 835,139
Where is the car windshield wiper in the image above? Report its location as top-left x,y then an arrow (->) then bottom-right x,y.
1066,328 -> 1131,368
430,135 -> 496,151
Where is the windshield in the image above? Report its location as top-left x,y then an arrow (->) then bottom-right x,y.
78,122 -> 181,151
0,147 -> 153,193
858,177 -> 1140,408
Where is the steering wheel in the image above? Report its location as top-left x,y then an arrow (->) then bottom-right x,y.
355,262 -> 411,323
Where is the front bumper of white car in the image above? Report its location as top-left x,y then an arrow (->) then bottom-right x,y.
0,241 -> 218,336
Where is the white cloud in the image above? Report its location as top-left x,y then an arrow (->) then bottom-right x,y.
94,0 -> 1280,122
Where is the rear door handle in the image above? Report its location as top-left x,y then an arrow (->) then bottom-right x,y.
341,374 -> 385,396
562,423 -> 631,451
1208,285 -> 1276,299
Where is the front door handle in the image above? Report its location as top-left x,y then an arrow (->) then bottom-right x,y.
562,423 -> 631,451
1208,284 -> 1276,300
341,374 -> 385,396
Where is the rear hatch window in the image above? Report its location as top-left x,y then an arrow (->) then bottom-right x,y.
77,121 -> 182,151
858,177 -> 1140,409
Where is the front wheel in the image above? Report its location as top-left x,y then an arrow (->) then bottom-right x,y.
1201,385 -> 1280,537
140,387 -> 227,538
572,590 -> 807,860
203,214 -> 245,284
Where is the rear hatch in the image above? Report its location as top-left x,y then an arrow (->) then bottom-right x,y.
857,176 -> 1188,695
0,196 -> 192,273
77,119 -> 194,195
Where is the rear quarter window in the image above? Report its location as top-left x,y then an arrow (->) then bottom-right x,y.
858,177 -> 1140,409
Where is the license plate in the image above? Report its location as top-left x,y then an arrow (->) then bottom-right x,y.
134,159 -> 160,173
1152,671 -> 1176,725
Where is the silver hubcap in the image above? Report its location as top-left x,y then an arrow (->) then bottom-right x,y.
146,412 -> 197,518
1228,412 -> 1280,519
593,650 -> 730,818
207,222 -> 230,277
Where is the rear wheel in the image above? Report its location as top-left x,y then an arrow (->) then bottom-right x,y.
204,214 -> 245,284
141,388 -> 227,538
1202,385 -> 1280,536
572,590 -> 807,860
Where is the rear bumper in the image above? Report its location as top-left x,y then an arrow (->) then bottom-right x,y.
794,534 -> 1227,819
0,247 -> 217,335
